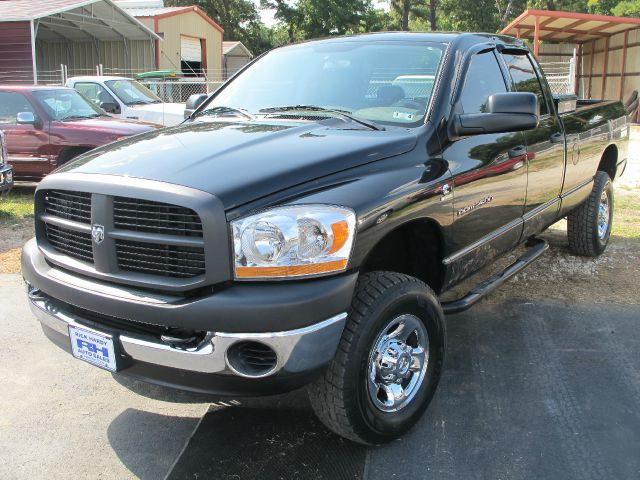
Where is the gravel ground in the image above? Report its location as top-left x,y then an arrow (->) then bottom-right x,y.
0,276 -> 209,480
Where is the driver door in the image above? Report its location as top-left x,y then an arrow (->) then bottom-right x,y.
441,49 -> 528,283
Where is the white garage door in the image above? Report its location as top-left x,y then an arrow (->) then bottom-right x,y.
181,36 -> 202,62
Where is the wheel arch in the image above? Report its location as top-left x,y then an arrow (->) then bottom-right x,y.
57,146 -> 95,166
358,218 -> 446,295
598,143 -> 618,180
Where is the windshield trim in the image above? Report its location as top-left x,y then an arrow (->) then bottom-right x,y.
190,39 -> 449,129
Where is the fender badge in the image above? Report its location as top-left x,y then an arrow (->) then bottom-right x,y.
457,196 -> 493,217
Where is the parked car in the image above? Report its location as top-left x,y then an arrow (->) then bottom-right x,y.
0,86 -> 159,181
66,76 -> 185,126
23,33 -> 629,445
0,130 -> 13,196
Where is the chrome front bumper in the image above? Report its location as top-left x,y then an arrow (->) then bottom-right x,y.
28,290 -> 347,379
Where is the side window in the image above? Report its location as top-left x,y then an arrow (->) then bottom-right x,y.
74,82 -> 116,106
0,92 -> 36,124
459,51 -> 507,114
501,53 -> 548,116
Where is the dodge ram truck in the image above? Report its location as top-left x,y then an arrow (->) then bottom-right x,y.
22,33 -> 629,445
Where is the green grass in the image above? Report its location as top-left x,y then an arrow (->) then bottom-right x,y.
612,189 -> 640,239
0,187 -> 35,225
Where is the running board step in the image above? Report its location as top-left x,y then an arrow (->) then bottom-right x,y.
441,238 -> 549,315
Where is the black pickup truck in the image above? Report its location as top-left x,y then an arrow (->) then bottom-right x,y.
22,32 -> 629,445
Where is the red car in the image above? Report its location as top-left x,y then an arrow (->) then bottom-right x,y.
0,86 -> 160,181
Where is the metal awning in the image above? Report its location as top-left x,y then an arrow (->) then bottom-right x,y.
0,0 -> 160,42
500,9 -> 640,55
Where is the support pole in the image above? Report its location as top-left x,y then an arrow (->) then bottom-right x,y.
601,37 -> 609,99
587,40 -> 595,99
575,44 -> 582,96
619,30 -> 629,101
533,15 -> 540,58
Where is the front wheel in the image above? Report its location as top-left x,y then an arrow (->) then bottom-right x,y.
308,271 -> 446,445
567,171 -> 614,257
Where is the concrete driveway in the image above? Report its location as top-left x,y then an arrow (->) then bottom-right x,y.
2,272 -> 639,479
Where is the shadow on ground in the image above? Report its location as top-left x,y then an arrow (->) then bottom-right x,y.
150,300 -> 640,480
107,409 -> 201,480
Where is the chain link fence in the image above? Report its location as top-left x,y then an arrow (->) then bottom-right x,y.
138,80 -> 223,103
540,58 -> 576,96
0,65 -> 225,104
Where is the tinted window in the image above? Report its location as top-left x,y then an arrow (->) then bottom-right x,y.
0,92 -> 36,124
501,54 -> 548,116
460,51 -> 507,114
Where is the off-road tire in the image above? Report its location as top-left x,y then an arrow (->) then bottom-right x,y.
308,271 -> 446,445
567,171 -> 613,257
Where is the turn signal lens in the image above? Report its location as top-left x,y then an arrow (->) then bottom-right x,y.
231,205 -> 356,280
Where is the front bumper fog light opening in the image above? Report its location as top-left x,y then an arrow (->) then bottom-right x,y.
226,341 -> 278,378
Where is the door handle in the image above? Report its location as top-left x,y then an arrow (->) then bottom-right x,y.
550,132 -> 564,144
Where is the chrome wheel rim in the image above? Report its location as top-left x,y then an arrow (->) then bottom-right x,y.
367,314 -> 429,413
598,190 -> 610,239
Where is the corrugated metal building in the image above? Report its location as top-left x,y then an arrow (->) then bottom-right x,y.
128,6 -> 224,81
0,0 -> 159,84
223,41 -> 253,79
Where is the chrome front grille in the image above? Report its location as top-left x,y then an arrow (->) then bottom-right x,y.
45,223 -> 94,263
39,189 -> 207,282
113,197 -> 203,237
115,239 -> 206,278
44,190 -> 91,224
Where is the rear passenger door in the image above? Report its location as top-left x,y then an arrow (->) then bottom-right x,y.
442,49 -> 528,279
500,52 -> 565,237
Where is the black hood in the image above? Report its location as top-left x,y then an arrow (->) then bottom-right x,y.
61,119 -> 418,209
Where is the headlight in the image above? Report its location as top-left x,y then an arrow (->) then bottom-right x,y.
231,205 -> 356,279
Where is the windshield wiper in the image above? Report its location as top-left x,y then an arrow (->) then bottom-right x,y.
59,114 -> 99,121
127,100 -> 151,106
193,106 -> 255,120
259,105 -> 384,131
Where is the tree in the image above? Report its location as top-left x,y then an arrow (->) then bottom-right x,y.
388,0 -> 438,31
264,0 -> 373,39
611,0 -> 640,15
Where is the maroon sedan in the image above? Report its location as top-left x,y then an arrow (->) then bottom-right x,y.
0,86 -> 160,181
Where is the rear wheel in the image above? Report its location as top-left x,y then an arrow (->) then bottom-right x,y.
567,171 -> 613,257
308,271 -> 446,445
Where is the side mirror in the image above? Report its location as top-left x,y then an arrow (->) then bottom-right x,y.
186,93 -> 208,110
16,111 -> 36,124
100,102 -> 120,114
452,92 -> 538,137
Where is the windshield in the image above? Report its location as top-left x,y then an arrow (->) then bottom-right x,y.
201,41 -> 445,127
32,89 -> 105,121
105,79 -> 162,105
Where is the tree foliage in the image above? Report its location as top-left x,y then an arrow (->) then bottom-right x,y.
167,0 -> 639,58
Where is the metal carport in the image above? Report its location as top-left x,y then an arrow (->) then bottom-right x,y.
0,0 -> 160,84
501,9 -> 640,103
